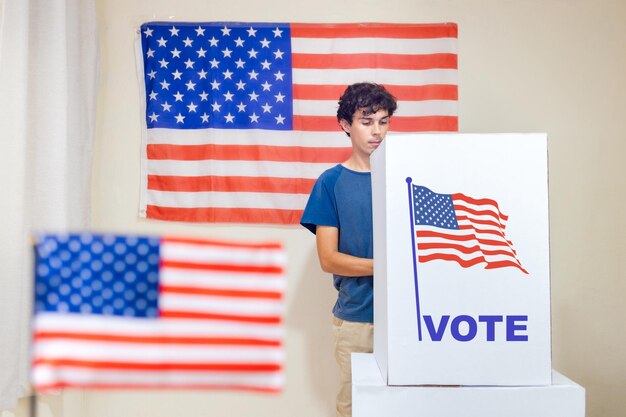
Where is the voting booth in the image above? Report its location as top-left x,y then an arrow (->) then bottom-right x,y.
353,133 -> 585,416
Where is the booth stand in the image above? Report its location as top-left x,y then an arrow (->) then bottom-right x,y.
352,353 -> 584,417
352,133 -> 585,416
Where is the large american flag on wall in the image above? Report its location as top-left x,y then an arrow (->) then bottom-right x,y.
137,22 -> 458,224
32,233 -> 286,392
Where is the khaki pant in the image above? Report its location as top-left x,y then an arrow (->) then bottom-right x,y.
332,316 -> 374,417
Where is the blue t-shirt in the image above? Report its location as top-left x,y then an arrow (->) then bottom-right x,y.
300,164 -> 373,323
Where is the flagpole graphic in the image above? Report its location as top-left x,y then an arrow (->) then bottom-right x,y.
406,177 -> 423,341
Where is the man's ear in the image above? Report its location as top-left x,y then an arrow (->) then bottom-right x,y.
339,118 -> 351,135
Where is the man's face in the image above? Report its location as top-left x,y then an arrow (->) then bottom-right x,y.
340,108 -> 391,157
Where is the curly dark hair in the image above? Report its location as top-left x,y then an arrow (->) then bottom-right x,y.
336,82 -> 397,130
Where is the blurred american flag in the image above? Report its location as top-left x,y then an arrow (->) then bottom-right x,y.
32,233 -> 287,392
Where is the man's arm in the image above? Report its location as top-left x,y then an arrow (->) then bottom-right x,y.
316,225 -> 374,277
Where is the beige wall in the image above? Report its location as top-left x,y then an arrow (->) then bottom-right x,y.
5,1 -> 625,416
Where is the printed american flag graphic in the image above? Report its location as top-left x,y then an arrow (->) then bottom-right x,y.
411,185 -> 528,274
32,233 -> 286,392
137,22 -> 458,224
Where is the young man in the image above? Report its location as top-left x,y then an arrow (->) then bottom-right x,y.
300,82 -> 397,417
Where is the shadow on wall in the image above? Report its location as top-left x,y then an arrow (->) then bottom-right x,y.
286,243 -> 338,414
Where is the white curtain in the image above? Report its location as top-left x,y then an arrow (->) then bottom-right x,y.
0,0 -> 97,409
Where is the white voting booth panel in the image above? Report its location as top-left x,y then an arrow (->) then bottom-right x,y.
352,353 -> 585,417
371,133 -> 552,386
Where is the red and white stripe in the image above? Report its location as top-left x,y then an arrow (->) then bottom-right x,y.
416,193 -> 528,274
32,237 -> 287,392
141,22 -> 458,224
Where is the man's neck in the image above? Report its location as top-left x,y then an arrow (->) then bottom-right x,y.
342,153 -> 371,172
